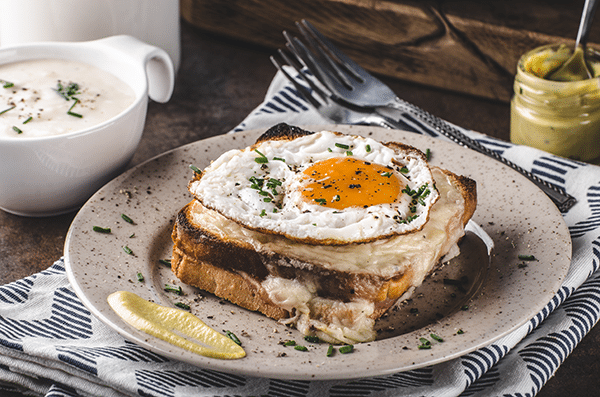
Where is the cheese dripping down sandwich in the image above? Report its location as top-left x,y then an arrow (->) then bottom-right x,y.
171,123 -> 477,344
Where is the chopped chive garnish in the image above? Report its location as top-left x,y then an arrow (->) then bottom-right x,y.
314,198 -> 327,205
67,99 -> 83,118
365,144 -> 371,152
294,345 -> 308,352
326,345 -> 334,356
55,81 -> 83,116
283,340 -> 296,347
129,233 -> 135,238
259,209 -> 267,217
327,147 -> 333,152
225,330 -> 242,346
457,329 -> 465,335
23,116 -> 32,124
121,213 -> 134,224
122,245 -> 134,255
175,302 -> 190,310
304,335 -> 320,343
400,167 -> 409,173
333,194 -> 341,202
346,150 -> 353,156
2,81 -> 14,88
159,259 -> 171,266
55,82 -> 81,99
397,213 -> 419,224
267,178 -> 282,187
381,172 -> 392,177
339,345 -> 354,354
189,165 -> 202,174
164,284 -> 182,295
92,226 -> 111,233
335,143 -> 350,150
0,106 -> 15,115
273,157 -> 286,162
417,337 -> 431,349
518,254 -> 537,261
254,149 -> 268,163
430,333 -> 444,342
12,126 -> 22,134
136,272 -> 144,282
425,148 -> 431,160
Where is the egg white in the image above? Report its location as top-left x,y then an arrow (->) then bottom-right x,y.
189,130 -> 439,244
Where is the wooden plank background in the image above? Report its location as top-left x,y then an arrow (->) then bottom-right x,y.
181,0 -> 596,102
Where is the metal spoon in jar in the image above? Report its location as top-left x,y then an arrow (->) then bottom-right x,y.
548,0 -> 599,81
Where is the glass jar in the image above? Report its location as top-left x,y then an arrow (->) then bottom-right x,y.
510,44 -> 600,164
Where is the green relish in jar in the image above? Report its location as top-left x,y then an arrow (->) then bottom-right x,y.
510,44 -> 600,164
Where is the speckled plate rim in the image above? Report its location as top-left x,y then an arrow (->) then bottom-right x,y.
64,125 -> 572,380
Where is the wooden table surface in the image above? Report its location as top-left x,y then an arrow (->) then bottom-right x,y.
0,19 -> 596,397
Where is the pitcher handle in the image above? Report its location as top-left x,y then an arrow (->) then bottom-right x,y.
90,35 -> 175,103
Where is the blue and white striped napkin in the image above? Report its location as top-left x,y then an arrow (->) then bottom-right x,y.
1,70 -> 600,397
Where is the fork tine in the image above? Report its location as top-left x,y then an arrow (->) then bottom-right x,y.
283,31 -> 348,100
294,23 -> 354,90
283,31 -> 331,91
298,20 -> 365,82
269,52 -> 325,110
276,48 -> 332,103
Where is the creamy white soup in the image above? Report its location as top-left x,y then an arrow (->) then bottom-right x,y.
0,59 -> 135,138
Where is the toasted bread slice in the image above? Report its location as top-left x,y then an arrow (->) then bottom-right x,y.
172,164 -> 476,343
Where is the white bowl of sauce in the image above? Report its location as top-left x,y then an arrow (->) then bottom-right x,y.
0,35 -> 174,216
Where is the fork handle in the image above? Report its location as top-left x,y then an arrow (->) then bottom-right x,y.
376,101 -> 577,213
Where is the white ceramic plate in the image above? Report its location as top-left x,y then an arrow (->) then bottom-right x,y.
64,125 -> 572,380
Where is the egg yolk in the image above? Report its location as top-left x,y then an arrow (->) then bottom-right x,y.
301,157 -> 403,209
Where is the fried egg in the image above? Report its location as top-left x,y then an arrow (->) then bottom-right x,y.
189,130 -> 439,244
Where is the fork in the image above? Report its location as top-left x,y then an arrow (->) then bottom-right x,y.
278,20 -> 577,213
270,52 -> 406,129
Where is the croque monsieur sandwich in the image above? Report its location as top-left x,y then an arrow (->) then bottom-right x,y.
171,123 -> 477,344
